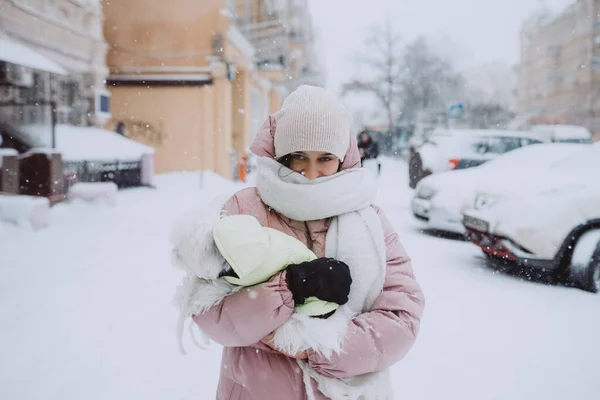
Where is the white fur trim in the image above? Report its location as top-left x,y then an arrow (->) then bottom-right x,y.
174,276 -> 239,316
170,196 -> 243,354
173,276 -> 240,355
273,307 -> 353,358
298,361 -> 393,400
169,200 -> 228,280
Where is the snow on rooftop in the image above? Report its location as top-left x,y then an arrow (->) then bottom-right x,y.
0,37 -> 66,75
14,124 -> 154,162
56,125 -> 154,162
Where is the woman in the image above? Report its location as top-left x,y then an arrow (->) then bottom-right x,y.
192,85 -> 424,399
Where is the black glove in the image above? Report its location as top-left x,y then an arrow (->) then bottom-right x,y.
285,258 -> 352,306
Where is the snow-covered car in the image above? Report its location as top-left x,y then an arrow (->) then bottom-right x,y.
411,143 -> 588,234
408,129 -> 545,188
462,143 -> 600,292
530,124 -> 593,144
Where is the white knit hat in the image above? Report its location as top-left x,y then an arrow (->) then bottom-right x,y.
273,85 -> 352,161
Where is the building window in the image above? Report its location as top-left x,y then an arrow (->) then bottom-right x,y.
99,94 -> 110,113
546,75 -> 563,84
547,45 -> 561,56
95,90 -> 111,118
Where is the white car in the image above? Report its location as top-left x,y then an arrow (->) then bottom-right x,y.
411,143 -> 588,234
408,129 -> 545,188
463,143 -> 600,292
530,124 -> 593,144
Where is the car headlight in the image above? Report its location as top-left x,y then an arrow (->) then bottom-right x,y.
417,184 -> 436,200
474,193 -> 499,210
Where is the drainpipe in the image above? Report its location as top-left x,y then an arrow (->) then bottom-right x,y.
49,71 -> 57,149
51,99 -> 56,149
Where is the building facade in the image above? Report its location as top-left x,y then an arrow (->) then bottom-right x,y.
0,0 -> 110,129
517,0 -> 600,133
103,0 -> 320,178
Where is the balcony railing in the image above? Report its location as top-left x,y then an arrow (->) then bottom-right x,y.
229,1 -> 291,68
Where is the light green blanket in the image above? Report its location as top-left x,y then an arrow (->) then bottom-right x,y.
213,215 -> 338,316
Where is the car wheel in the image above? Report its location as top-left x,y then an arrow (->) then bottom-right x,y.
568,229 -> 600,293
484,252 -> 515,272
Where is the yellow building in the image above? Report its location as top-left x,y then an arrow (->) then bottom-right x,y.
518,0 -> 600,133
103,0 -> 319,178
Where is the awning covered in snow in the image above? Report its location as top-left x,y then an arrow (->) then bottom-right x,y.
4,123 -> 154,162
0,37 -> 67,75
55,125 -> 155,162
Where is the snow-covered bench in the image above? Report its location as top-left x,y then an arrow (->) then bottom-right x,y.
68,182 -> 118,207
0,194 -> 50,230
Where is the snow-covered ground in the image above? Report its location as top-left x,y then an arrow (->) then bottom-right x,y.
1,159 -> 599,399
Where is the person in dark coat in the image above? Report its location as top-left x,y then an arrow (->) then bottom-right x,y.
357,131 -> 381,174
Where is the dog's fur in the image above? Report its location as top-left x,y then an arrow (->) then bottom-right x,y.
169,202 -> 349,358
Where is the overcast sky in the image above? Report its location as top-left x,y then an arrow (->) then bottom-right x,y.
308,0 -> 574,94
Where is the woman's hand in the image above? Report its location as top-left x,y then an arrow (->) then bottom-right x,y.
261,332 -> 308,360
285,258 -> 352,306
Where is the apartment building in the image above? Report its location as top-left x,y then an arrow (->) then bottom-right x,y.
104,0 -> 321,177
0,0 -> 110,128
517,0 -> 600,133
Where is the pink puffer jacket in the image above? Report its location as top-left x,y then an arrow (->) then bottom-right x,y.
193,116 -> 425,400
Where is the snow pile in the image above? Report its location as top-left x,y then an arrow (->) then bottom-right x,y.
0,169 -> 242,399
68,182 -> 118,207
0,195 -> 50,230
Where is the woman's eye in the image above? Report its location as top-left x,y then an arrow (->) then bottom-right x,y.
291,154 -> 305,161
320,157 -> 333,162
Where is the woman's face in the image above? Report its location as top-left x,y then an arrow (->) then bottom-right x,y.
288,151 -> 340,179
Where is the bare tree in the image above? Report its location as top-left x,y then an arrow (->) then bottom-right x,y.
398,38 -> 464,125
341,22 -> 403,133
462,103 -> 515,129
342,26 -> 463,132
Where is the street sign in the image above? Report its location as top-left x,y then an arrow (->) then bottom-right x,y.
448,103 -> 464,119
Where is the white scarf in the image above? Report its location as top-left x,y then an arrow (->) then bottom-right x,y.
256,157 -> 392,400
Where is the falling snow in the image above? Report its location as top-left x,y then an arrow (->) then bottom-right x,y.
0,159 -> 598,400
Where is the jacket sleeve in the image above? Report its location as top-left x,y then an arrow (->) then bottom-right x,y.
372,142 -> 380,158
306,208 -> 425,378
192,194 -> 295,347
